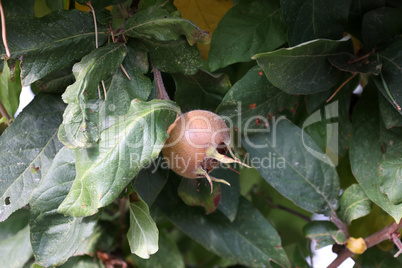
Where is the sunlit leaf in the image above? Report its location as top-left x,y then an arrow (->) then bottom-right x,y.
0,61 -> 22,124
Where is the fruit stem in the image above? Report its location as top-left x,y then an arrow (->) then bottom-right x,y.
198,168 -> 231,194
207,146 -> 251,168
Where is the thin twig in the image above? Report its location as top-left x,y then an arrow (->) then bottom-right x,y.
348,48 -> 375,64
97,85 -> 101,99
265,197 -> 311,222
0,99 -> 11,125
327,72 -> 358,103
87,2 -> 98,48
152,63 -> 170,100
0,0 -> 10,58
391,232 -> 402,257
331,211 -> 350,238
120,64 -> 131,80
327,220 -> 402,268
101,80 -> 107,100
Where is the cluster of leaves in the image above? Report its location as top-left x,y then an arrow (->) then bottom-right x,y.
1,0 -> 402,267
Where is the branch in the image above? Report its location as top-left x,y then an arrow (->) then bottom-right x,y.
327,220 -> 402,268
331,211 -> 350,238
0,0 -> 10,58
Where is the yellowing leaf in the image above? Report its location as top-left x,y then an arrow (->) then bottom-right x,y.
75,1 -> 90,12
346,237 -> 367,254
174,0 -> 233,59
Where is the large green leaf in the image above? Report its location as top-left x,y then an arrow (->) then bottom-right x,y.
0,61 -> 22,124
0,209 -> 32,267
127,192 -> 159,259
208,0 -> 287,71
350,87 -> 402,222
3,0 -> 34,18
58,99 -> 180,217
379,159 -> 402,205
281,0 -> 351,46
373,40 -> 402,114
32,65 -> 75,94
136,229 -> 184,268
242,119 -> 340,214
362,7 -> 402,50
173,71 -> 231,113
216,66 -> 299,130
124,6 -> 209,45
143,37 -> 202,75
0,93 -> 65,222
169,198 -> 290,268
379,92 -> 402,128
304,221 -> 346,249
58,43 -> 127,148
29,147 -> 98,267
338,184 -> 372,224
0,10 -> 108,86
253,37 -> 353,94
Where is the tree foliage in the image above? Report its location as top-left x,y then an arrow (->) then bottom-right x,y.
1,0 -> 402,267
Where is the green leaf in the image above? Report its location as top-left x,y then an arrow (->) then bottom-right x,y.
208,0 -> 287,71
353,247 -> 400,268
75,0 -> 120,9
327,53 -> 382,75
59,255 -> 105,268
32,65 -> 75,94
46,0 -> 65,11
169,197 -> 290,268
362,7 -> 402,50
349,86 -> 402,222
253,37 -> 353,94
127,192 -> 159,259
173,71 -> 231,113
133,155 -> 169,207
136,229 -> 185,268
373,40 -> 402,114
0,61 -> 22,124
281,0 -> 351,46
58,43 -> 127,148
379,92 -> 402,128
0,93 -> 65,222
0,10 -> 108,86
242,119 -> 340,214
216,66 -> 299,130
143,37 -> 202,75
379,159 -> 402,205
29,147 -> 98,267
124,6 -> 209,45
58,99 -> 180,217
338,184 -> 372,224
0,225 -> 32,267
3,0 -> 34,18
178,178 -> 221,214
304,221 -> 346,249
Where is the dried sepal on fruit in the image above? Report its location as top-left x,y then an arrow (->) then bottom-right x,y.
162,110 -> 249,192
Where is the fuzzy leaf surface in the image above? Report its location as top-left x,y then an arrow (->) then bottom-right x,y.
58,99 -> 180,217
208,0 -> 287,71
253,37 -> 353,94
242,119 -> 340,214
127,192 -> 159,259
0,10 -> 108,86
281,0 -> 351,46
29,147 -> 98,267
169,198 -> 290,268
0,93 -> 65,222
58,44 -> 127,148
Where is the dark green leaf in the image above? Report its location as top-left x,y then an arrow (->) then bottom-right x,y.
242,119 -> 340,214
32,65 -> 75,94
58,43 -> 127,148
362,7 -> 402,50
0,10 -> 108,86
216,66 -> 299,130
338,184 -> 372,224
173,71 -> 231,112
0,61 -> 22,124
127,192 -> 159,259
373,40 -> 402,114
29,147 -> 98,267
124,6 -> 209,45
304,221 -> 346,249
0,93 -> 65,222
379,159 -> 402,205
0,225 -> 32,267
353,247 -> 400,268
281,0 -> 351,46
144,37 -> 202,75
3,0 -> 34,18
58,99 -> 180,217
379,93 -> 402,128
178,178 -> 221,214
136,229 -> 184,268
75,0 -> 120,9
133,155 -> 169,207
327,53 -> 382,75
208,0 -> 287,71
169,198 -> 290,268
253,37 -> 353,94
59,255 -> 105,268
46,0 -> 65,11
350,86 -> 402,222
